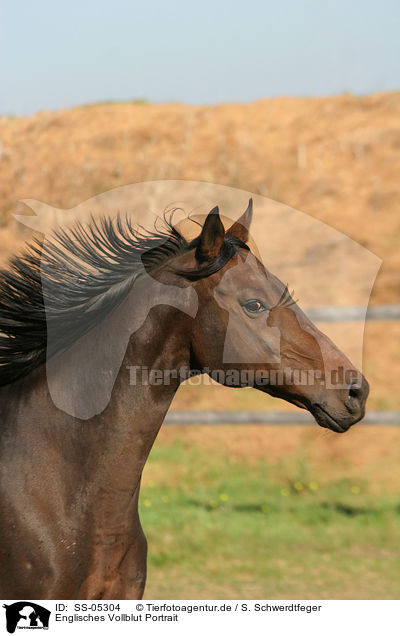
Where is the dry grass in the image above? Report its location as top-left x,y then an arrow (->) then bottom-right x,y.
0,93 -> 399,410
1,92 -> 400,304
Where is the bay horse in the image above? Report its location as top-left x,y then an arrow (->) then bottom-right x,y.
0,200 -> 368,599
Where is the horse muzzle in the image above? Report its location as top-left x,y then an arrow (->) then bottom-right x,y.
310,376 -> 370,433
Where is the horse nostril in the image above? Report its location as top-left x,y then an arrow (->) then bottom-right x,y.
349,385 -> 360,400
347,379 -> 366,409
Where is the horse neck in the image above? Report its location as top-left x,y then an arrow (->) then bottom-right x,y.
2,296 -> 192,533
77,301 -> 192,524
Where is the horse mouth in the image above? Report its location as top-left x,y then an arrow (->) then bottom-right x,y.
310,405 -> 347,433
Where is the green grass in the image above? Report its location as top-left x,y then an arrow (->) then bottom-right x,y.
140,443 -> 400,599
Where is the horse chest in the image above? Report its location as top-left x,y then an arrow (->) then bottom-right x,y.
74,532 -> 148,600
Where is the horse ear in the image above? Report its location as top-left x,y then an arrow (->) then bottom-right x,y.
226,198 -> 253,243
196,205 -> 225,262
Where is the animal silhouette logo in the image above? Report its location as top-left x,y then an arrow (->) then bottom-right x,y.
2,603 -> 50,633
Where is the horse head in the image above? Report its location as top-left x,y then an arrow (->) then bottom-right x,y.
172,200 -> 369,433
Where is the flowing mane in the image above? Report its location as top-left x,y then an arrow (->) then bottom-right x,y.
0,215 -> 189,386
0,213 -> 247,387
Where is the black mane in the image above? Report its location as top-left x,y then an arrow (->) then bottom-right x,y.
0,214 -> 247,387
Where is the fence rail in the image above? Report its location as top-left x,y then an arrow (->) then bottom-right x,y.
304,304 -> 400,322
165,411 -> 400,425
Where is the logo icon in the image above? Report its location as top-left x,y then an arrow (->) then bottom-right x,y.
3,603 -> 50,634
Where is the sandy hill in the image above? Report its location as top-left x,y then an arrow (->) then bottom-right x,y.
0,92 -> 399,304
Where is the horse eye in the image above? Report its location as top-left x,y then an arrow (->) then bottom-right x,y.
242,299 -> 267,314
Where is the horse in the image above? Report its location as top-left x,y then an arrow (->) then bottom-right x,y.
0,199 -> 369,599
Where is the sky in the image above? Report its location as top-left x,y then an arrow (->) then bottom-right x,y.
1,0 -> 399,115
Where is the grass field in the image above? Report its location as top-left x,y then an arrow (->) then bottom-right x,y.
140,425 -> 400,599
